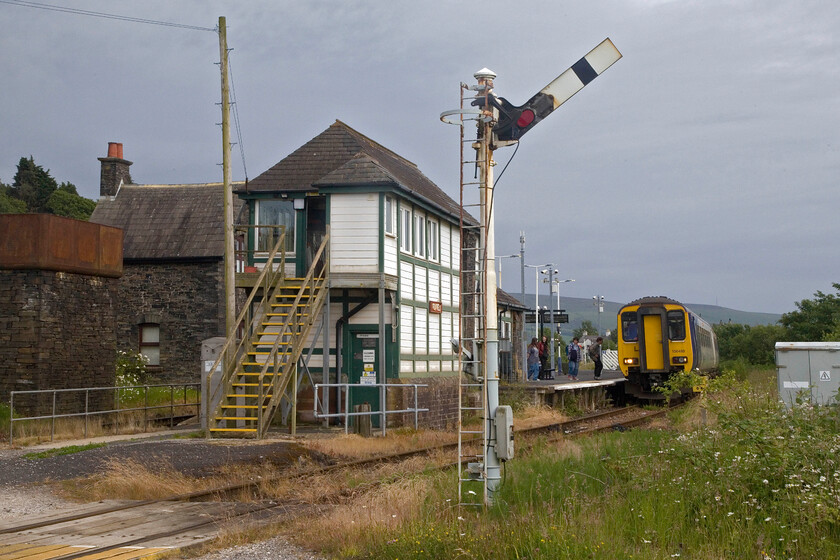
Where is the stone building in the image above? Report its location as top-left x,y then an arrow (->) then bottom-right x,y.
89,144 -> 244,383
0,213 -> 122,413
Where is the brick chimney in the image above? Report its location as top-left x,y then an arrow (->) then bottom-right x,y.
97,142 -> 133,197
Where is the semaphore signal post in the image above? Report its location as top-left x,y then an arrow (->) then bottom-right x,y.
441,38 -> 621,507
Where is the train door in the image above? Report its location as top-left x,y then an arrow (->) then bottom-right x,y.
639,307 -> 668,373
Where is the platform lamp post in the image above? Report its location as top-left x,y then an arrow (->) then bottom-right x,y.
549,277 -> 575,370
593,295 -> 605,335
542,270 -> 574,375
496,253 -> 520,290
525,263 -> 552,342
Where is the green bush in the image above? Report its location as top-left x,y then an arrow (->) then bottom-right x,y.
115,351 -> 148,400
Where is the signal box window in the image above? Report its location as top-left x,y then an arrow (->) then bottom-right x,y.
427,220 -> 439,261
385,196 -> 396,236
414,214 -> 425,257
400,207 -> 411,252
621,312 -> 638,342
667,311 -> 686,341
139,323 -> 161,367
256,199 -> 295,253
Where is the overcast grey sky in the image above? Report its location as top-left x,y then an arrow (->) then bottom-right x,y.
1,0 -> 837,314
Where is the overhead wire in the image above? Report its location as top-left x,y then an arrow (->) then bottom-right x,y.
227,51 -> 249,181
0,0 -> 216,31
2,0 -> 250,179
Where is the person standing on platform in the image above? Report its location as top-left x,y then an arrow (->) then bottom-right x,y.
538,335 -> 549,379
566,337 -> 580,381
589,336 -> 604,380
527,338 -> 541,381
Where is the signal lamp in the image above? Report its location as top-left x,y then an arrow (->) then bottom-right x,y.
623,358 -> 638,365
672,356 -> 688,364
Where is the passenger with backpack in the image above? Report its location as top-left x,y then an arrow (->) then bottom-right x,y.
589,336 -> 604,380
566,337 -> 580,381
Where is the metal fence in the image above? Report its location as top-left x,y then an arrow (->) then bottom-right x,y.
602,349 -> 619,370
9,383 -> 200,445
313,383 -> 428,435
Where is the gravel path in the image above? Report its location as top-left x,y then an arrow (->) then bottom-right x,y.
0,433 -> 330,559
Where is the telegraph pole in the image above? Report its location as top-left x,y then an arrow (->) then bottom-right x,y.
218,17 -> 235,339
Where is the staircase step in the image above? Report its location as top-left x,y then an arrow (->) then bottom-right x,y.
232,383 -> 275,388
209,428 -> 257,433
227,393 -> 273,398
214,416 -> 258,421
220,404 -> 265,409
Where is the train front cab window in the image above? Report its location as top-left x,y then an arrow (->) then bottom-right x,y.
621,312 -> 638,342
667,310 -> 686,341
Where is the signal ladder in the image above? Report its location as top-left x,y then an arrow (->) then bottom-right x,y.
454,81 -> 492,508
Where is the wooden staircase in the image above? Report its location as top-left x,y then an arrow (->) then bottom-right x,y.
205,232 -> 329,438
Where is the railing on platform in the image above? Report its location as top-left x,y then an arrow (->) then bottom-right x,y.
9,383 -> 200,445
313,383 -> 428,434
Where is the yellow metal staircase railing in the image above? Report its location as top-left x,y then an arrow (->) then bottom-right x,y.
205,229 -> 329,438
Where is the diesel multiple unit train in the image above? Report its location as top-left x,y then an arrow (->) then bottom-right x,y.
617,297 -> 719,399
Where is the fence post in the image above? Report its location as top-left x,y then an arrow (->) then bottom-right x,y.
84,390 -> 89,439
170,385 -> 175,428
344,384 -> 350,435
414,384 -> 419,430
9,392 -> 13,446
51,390 -> 56,442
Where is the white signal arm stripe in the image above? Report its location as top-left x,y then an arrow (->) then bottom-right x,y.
540,38 -> 622,110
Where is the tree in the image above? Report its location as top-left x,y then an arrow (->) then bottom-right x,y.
0,182 -> 26,213
47,186 -> 96,220
12,156 -> 57,213
779,284 -> 840,342
574,320 -> 597,339
714,322 -> 786,365
3,157 -> 96,220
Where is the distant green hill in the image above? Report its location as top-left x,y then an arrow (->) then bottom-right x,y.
515,294 -> 781,337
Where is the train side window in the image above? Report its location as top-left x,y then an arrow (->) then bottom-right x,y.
667,311 -> 686,340
621,312 -> 638,342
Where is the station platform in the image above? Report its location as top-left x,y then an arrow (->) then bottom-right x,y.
502,370 -> 625,411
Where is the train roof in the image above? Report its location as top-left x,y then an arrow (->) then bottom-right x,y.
624,296 -> 682,307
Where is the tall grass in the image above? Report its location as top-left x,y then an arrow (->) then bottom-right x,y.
305,368 -> 840,559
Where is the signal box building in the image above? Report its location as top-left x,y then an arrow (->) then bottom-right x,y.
234,121 -> 475,429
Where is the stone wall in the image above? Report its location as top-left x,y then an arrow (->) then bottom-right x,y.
0,269 -> 118,414
116,260 -> 226,383
388,375 -> 461,430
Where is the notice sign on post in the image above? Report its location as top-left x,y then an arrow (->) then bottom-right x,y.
363,349 -> 375,362
361,371 -> 376,385
820,370 -> 831,381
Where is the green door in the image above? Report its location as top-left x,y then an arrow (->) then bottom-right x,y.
348,330 -> 381,428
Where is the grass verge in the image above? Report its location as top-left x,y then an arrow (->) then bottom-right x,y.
289,368 -> 840,559
23,442 -> 106,459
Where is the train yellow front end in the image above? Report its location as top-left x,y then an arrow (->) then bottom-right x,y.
617,296 -> 718,399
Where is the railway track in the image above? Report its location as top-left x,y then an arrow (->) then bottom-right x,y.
0,403 -> 679,559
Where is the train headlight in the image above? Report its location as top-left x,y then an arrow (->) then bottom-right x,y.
623,358 -> 638,365
672,356 -> 688,364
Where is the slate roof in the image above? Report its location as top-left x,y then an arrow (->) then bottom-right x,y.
497,288 -> 527,310
90,183 -> 244,260
239,120 -> 475,224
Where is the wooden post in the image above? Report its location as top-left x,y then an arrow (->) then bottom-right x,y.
354,403 -> 372,437
219,16 -> 235,348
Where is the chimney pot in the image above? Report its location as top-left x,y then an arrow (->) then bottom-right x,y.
98,142 -> 132,197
